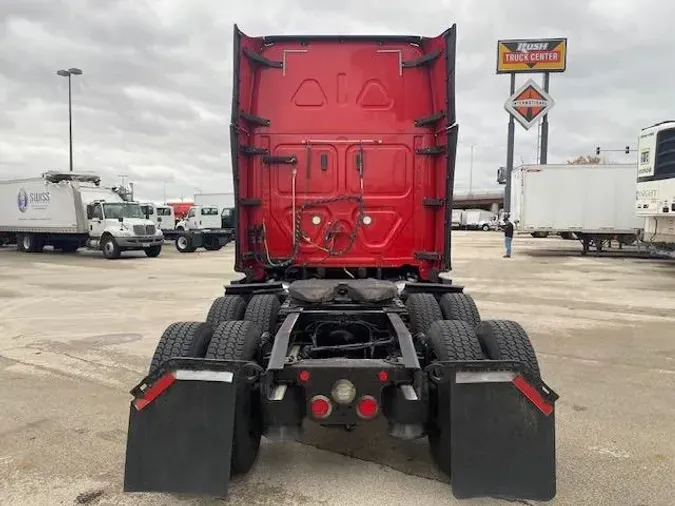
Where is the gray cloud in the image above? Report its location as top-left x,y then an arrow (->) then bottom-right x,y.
1,0 -> 674,202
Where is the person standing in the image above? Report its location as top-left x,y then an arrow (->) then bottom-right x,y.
503,215 -> 514,258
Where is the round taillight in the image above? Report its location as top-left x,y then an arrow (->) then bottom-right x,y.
331,379 -> 356,404
298,370 -> 310,382
356,395 -> 378,419
378,370 -> 389,382
310,395 -> 332,419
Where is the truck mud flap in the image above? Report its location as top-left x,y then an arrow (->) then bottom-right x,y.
430,361 -> 558,502
123,358 -> 259,498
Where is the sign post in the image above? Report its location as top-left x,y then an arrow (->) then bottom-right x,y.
497,38 -> 567,213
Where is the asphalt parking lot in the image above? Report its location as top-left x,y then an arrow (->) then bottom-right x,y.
1,231 -> 674,505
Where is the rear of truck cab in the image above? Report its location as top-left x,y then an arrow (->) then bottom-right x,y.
123,23 -> 558,503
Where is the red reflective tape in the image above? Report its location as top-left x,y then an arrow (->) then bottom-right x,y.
512,375 -> 553,416
134,373 -> 176,411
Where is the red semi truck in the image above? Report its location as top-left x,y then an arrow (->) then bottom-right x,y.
124,24 -> 558,502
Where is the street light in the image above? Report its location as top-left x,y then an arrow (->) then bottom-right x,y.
56,67 -> 83,172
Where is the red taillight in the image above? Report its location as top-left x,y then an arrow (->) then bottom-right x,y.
356,395 -> 378,419
298,370 -> 310,382
310,395 -> 332,419
378,370 -> 389,382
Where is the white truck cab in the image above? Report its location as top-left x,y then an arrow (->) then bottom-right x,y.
176,205 -> 221,230
86,200 -> 165,259
140,203 -> 176,231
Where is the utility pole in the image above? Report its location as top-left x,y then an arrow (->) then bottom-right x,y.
56,68 -> 83,172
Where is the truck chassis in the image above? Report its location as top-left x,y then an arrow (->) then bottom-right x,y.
163,228 -> 234,253
124,278 -> 557,501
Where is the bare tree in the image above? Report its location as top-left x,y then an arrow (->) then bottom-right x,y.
566,155 -> 608,165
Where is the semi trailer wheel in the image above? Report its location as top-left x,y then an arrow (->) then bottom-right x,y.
244,294 -> 281,335
438,293 -> 481,328
206,320 -> 264,475
206,295 -> 247,326
148,321 -> 214,376
405,293 -> 443,336
475,319 -> 541,381
426,320 -> 486,476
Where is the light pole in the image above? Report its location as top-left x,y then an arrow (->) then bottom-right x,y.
56,68 -> 83,172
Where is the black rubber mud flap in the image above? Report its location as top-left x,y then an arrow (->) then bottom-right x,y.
433,361 -> 558,502
123,358 -> 258,498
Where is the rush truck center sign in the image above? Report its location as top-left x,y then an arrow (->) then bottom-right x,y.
497,38 -> 567,74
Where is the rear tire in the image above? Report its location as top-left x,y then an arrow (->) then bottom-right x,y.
144,245 -> 162,257
206,295 -> 247,326
203,238 -> 223,251
244,294 -> 281,335
148,321 -> 214,376
405,293 -> 443,336
426,320 -> 486,477
206,320 -> 263,476
438,293 -> 481,328
175,234 -> 196,253
476,320 -> 541,381
18,233 -> 44,253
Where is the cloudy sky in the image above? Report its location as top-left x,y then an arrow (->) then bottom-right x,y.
1,0 -> 673,203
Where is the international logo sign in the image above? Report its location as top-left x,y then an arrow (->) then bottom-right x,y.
504,79 -> 555,131
497,38 -> 567,74
17,189 -> 28,213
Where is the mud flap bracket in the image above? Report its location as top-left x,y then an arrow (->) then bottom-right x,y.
430,361 -> 558,501
124,358 -> 260,497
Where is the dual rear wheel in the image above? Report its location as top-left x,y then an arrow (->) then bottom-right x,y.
405,292 -> 542,477
148,293 -> 282,476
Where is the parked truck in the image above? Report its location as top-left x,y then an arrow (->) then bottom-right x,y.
0,172 -> 163,259
462,208 -> 497,231
163,204 -> 234,253
509,163 -> 643,254
123,24 -> 558,503
139,202 -> 176,232
635,120 -> 675,257
194,192 -> 235,210
194,193 -> 236,231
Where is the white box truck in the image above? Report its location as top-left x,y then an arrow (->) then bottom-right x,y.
509,163 -> 643,254
194,192 -> 235,210
635,120 -> 675,258
0,172 -> 164,259
462,209 -> 497,231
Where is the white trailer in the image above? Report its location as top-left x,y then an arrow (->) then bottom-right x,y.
0,172 -> 164,259
635,120 -> 675,257
509,163 -> 643,254
451,209 -> 463,229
